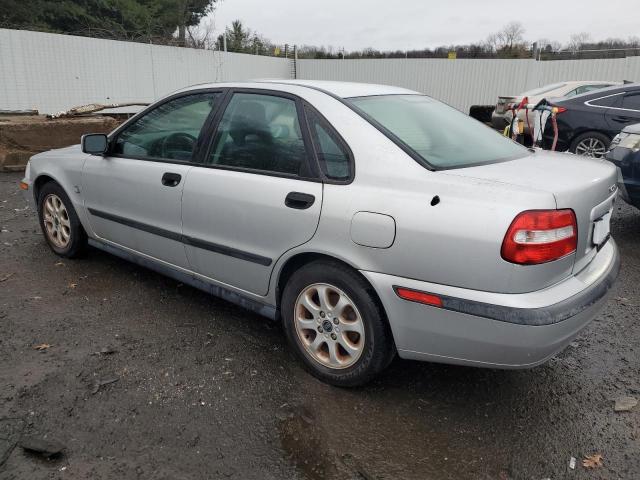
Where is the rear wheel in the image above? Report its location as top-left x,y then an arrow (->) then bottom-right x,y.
570,131 -> 610,158
37,181 -> 87,258
281,260 -> 395,387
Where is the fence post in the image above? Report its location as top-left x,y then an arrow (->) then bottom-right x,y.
292,45 -> 298,79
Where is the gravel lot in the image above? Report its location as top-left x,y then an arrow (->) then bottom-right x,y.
1,171 -> 639,480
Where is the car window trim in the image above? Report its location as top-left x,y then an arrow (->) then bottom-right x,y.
300,101 -> 355,185
584,91 -> 626,110
106,88 -> 226,164
198,88 -> 321,181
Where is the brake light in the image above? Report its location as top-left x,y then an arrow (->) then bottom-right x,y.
501,209 -> 577,265
394,287 -> 443,307
553,106 -> 567,114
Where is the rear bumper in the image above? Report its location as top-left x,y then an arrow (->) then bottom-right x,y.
362,240 -> 619,368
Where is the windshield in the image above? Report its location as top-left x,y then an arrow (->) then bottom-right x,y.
347,95 -> 528,169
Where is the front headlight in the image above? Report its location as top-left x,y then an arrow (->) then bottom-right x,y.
619,133 -> 640,152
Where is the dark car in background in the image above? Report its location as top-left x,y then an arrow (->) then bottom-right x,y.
542,83 -> 640,158
606,123 -> 640,209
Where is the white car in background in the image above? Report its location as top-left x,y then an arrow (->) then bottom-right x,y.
491,81 -> 620,133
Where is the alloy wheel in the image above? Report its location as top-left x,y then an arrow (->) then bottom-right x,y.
43,193 -> 71,248
575,137 -> 607,158
294,283 -> 365,369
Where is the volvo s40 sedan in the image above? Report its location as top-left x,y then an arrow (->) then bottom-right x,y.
21,80 -> 620,386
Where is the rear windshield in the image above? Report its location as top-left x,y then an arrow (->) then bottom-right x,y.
347,95 -> 528,169
522,83 -> 567,96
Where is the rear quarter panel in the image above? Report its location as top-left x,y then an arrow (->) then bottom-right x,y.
267,90 -> 561,303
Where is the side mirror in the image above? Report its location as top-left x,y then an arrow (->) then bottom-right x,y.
81,134 -> 108,155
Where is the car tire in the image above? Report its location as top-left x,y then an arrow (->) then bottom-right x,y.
281,260 -> 395,387
569,131 -> 610,158
37,181 -> 87,258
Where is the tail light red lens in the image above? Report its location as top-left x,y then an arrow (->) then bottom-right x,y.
501,209 -> 577,265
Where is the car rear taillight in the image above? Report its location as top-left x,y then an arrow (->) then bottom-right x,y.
501,209 -> 577,265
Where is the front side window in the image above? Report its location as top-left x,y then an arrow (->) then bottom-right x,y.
114,93 -> 220,161
305,106 -> 351,180
208,93 -> 309,176
348,95 -> 528,169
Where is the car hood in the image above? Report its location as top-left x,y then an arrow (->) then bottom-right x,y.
31,144 -> 82,161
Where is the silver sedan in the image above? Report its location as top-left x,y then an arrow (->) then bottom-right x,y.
21,80 -> 620,386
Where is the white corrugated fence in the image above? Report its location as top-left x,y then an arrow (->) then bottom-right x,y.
1,28 -> 639,114
0,29 -> 293,114
296,57 -> 640,113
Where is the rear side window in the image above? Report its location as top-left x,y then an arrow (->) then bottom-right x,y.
208,93 -> 309,176
305,106 -> 352,181
622,94 -> 640,111
589,93 -> 623,107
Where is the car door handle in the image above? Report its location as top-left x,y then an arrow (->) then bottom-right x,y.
285,192 -> 315,210
161,172 -> 182,187
612,116 -> 632,122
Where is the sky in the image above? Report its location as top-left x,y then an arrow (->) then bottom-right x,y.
206,0 -> 640,51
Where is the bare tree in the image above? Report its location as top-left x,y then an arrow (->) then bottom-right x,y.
185,18 -> 217,49
501,22 -> 526,50
568,32 -> 592,52
485,22 -> 527,57
538,38 -> 562,52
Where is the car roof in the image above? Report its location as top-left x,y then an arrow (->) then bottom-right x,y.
556,82 -> 640,103
179,80 -> 419,99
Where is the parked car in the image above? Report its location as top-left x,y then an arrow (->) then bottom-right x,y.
542,83 -> 640,157
491,81 -> 618,133
21,80 -> 619,386
606,122 -> 640,209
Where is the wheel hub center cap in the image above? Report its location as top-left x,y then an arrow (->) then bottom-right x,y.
321,319 -> 333,333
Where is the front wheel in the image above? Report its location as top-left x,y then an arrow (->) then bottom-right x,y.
37,181 -> 87,258
281,260 -> 395,387
570,131 -> 610,158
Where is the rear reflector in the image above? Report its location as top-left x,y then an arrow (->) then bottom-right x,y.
19,181 -> 28,190
394,287 -> 443,307
501,209 -> 577,265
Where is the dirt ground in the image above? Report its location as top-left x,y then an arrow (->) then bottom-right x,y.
1,171 -> 639,480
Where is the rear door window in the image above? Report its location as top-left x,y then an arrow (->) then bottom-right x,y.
207,93 -> 312,177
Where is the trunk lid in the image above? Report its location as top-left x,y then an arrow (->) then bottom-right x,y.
495,96 -> 521,114
446,151 -> 618,271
